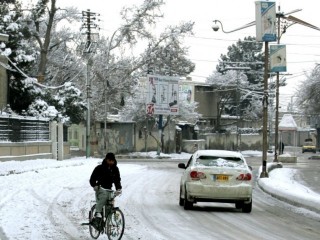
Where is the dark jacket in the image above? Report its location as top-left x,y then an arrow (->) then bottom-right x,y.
89,159 -> 122,190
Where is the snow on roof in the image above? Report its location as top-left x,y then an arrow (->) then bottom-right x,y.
279,114 -> 298,131
195,149 -> 243,158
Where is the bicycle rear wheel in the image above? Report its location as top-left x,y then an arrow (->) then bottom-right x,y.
89,204 -> 101,239
106,208 -> 125,240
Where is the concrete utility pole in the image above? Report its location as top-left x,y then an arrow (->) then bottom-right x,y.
273,6 -> 320,162
81,9 -> 99,158
260,41 -> 269,178
214,3 -> 320,177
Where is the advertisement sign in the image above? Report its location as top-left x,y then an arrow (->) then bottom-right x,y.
255,1 -> 277,42
270,44 -> 287,72
146,75 -> 180,115
179,84 -> 193,103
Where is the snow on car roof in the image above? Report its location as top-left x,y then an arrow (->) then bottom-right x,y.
195,150 -> 243,158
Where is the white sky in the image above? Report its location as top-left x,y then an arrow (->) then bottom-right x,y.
0,150 -> 319,239
57,0 -> 320,108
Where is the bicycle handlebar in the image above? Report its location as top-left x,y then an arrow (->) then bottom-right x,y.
99,188 -> 122,198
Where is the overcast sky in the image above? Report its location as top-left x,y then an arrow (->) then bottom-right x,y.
57,0 -> 320,108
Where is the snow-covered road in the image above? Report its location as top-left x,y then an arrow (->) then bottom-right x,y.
1,157 -> 320,240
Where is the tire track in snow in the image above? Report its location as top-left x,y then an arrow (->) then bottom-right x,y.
29,188 -> 85,239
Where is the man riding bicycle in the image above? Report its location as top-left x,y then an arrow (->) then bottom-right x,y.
89,152 -> 122,229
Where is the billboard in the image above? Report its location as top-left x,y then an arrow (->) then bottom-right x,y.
255,1 -> 277,42
179,84 -> 193,103
146,75 -> 179,115
270,44 -> 287,72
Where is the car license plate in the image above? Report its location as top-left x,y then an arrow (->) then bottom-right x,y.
213,175 -> 229,181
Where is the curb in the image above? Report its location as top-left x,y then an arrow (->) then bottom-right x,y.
257,162 -> 320,214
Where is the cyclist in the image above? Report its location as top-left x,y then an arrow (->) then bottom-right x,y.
89,152 -> 122,229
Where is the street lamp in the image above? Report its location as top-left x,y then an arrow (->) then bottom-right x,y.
212,20 -> 255,34
212,19 -> 269,177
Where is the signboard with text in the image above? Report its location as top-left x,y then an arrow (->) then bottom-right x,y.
146,75 -> 180,115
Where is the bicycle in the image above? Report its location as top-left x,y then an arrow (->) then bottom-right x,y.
85,189 -> 125,240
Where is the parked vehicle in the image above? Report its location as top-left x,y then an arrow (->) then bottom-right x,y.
178,150 -> 253,213
302,138 -> 316,153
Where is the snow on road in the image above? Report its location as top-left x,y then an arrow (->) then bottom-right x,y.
0,158 -> 144,239
0,153 -> 319,239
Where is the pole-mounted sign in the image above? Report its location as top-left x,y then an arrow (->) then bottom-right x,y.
146,75 -> 179,115
270,44 -> 287,72
255,1 -> 277,42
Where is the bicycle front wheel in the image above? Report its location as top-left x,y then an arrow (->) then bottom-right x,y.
89,204 -> 101,239
106,208 -> 125,240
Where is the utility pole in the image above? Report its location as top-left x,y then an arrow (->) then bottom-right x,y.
81,9 -> 99,158
273,6 -> 320,162
214,2 -> 320,178
260,41 -> 269,178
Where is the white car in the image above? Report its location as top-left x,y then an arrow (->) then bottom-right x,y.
178,150 -> 253,213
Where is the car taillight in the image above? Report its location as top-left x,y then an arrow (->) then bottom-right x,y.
236,173 -> 252,181
190,171 -> 206,180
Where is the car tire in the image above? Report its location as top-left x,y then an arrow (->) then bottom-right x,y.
235,201 -> 243,209
179,187 -> 184,206
242,200 -> 252,213
184,187 -> 193,210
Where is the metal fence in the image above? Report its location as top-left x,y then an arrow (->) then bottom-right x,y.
0,115 -> 50,142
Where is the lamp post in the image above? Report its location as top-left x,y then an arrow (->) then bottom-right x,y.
212,20 -> 255,34
212,19 -> 269,177
260,41 -> 269,178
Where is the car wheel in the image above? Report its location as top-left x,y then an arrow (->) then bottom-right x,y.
235,201 -> 243,209
242,200 -> 252,213
184,187 -> 193,210
179,187 -> 184,206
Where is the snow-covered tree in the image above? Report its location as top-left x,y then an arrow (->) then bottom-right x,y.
295,65 -> 320,114
0,1 -> 38,112
86,1 -> 196,124
217,36 -> 264,85
2,0 -> 198,130
119,80 -> 199,152
206,70 -> 248,131
206,36 -> 267,130
1,0 -> 85,123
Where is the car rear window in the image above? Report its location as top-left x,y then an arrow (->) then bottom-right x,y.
196,155 -> 244,167
304,142 -> 314,146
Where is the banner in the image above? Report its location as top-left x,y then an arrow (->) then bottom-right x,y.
270,44 -> 287,72
255,1 -> 277,42
146,75 -> 180,115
